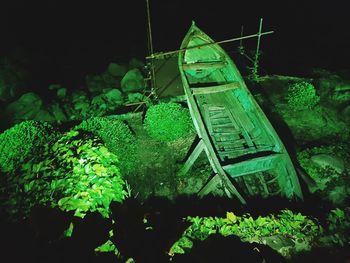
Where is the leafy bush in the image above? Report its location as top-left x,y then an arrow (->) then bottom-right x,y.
144,102 -> 194,142
297,145 -> 350,202
170,210 -> 322,258
286,81 -> 320,110
74,117 -> 136,174
0,120 -> 57,173
326,207 -> 350,246
4,130 -> 126,219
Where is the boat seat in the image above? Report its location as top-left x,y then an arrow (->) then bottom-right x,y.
182,61 -> 226,70
191,82 -> 240,95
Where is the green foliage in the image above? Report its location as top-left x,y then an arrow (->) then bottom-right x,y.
94,240 -> 119,254
286,81 -> 320,110
63,222 -> 74,237
0,120 -> 57,173
297,145 -> 350,201
75,117 -> 137,174
144,103 -> 194,142
169,210 -> 322,258
4,130 -> 126,219
325,207 -> 350,246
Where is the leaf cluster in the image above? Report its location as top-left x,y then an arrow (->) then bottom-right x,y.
0,120 -> 57,173
286,81 -> 320,111
169,210 -> 322,257
75,117 -> 137,174
144,103 -> 194,142
297,144 -> 350,195
3,130 -> 126,219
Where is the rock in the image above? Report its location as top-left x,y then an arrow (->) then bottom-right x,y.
105,89 -> 123,104
310,154 -> 345,173
341,105 -> 350,122
121,68 -> 145,93
5,92 -> 42,120
107,63 -> 127,77
128,58 -> 145,70
127,92 -> 144,103
71,90 -> 88,102
33,109 -> 55,122
86,75 -> 104,93
0,61 -> 25,102
50,103 -> 67,122
91,94 -> 106,105
327,185 -> 349,204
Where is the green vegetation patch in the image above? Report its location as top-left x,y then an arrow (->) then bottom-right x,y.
75,117 -> 137,174
286,81 -> 320,111
3,130 -> 126,219
0,120 -> 57,173
144,102 -> 194,142
170,210 -> 323,258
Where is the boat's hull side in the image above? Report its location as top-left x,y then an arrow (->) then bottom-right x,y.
179,23 -> 303,200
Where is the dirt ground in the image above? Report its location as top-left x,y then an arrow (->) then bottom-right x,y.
120,112 -> 217,201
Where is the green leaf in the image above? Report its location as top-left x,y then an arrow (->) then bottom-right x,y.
64,222 -> 74,237
226,212 -> 237,223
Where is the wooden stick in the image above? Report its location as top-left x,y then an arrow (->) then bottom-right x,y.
146,31 -> 274,59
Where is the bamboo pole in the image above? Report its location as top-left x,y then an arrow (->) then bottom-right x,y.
146,30 -> 274,59
145,0 -> 157,97
254,18 -> 263,68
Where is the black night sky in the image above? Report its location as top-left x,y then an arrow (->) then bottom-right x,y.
1,0 -> 349,90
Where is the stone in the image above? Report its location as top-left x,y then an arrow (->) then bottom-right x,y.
341,104 -> 350,122
311,154 -> 345,173
129,58 -> 145,70
33,109 -> 55,122
107,63 -> 127,77
5,92 -> 42,121
86,75 -> 104,93
50,103 -> 67,122
127,92 -> 144,103
121,68 -> 145,93
0,65 -> 24,102
104,89 -> 123,104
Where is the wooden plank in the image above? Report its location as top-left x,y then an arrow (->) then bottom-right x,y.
183,83 -> 246,204
177,139 -> 205,176
198,174 -> 221,197
223,154 -> 282,178
183,61 -> 226,70
191,82 -> 240,95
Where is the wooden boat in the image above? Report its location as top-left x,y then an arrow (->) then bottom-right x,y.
178,23 -> 303,203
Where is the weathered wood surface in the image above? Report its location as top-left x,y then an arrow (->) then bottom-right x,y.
178,23 -> 303,201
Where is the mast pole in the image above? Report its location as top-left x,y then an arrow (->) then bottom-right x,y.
254,18 -> 263,70
145,0 -> 156,98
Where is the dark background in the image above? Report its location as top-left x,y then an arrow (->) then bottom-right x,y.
1,0 -> 349,90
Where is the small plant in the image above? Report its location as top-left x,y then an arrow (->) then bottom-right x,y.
144,102 -> 194,142
3,130 -> 127,219
0,120 -> 57,173
286,81 -> 320,111
297,144 -> 350,203
325,207 -> 350,246
169,210 -> 322,258
75,117 -> 137,174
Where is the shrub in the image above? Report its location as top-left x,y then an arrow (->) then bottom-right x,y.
0,120 -> 57,173
74,117 -> 136,174
170,210 -> 322,258
297,144 -> 350,203
4,130 -> 126,219
286,81 -> 320,110
144,102 -> 194,142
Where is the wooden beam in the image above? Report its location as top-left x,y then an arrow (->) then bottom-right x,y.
177,139 -> 205,176
191,82 -> 240,95
198,174 -> 221,197
223,154 -> 282,178
146,30 -> 274,59
182,61 -> 226,70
